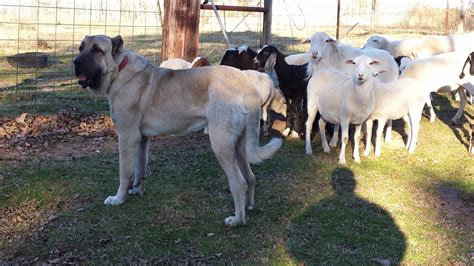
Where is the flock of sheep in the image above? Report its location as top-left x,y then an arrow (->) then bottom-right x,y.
160,31 -> 474,163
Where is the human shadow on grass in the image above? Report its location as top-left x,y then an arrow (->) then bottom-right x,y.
286,167 -> 406,264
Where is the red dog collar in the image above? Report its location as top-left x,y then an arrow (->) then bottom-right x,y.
118,55 -> 129,72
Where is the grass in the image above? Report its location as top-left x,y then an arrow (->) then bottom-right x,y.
1,92 -> 473,263
0,27 -> 473,263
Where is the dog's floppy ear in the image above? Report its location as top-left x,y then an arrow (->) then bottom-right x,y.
111,35 -> 123,56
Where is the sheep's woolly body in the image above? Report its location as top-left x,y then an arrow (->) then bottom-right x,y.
305,56 -> 377,165
400,51 -> 474,123
364,33 -> 474,59
364,78 -> 428,157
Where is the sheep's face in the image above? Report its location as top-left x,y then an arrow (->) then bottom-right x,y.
345,55 -> 381,85
307,32 -> 336,62
363,35 -> 385,49
254,45 -> 278,68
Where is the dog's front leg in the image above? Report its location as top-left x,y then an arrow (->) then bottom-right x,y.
104,133 -> 141,205
129,135 -> 149,196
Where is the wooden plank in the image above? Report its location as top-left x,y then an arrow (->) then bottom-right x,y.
162,0 -> 201,62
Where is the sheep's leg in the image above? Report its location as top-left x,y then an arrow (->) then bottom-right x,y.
426,96 -> 436,123
402,115 -> 411,150
338,121 -> 350,165
353,124 -> 363,164
374,118 -> 387,158
319,119 -> 330,153
262,105 -> 270,136
407,112 -> 421,154
363,119 -> 373,157
384,119 -> 392,143
451,87 -> 467,124
329,124 -> 339,147
305,99 -> 318,155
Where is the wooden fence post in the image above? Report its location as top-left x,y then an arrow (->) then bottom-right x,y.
262,0 -> 272,45
162,0 -> 200,62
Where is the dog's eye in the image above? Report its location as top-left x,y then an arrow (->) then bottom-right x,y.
92,44 -> 104,54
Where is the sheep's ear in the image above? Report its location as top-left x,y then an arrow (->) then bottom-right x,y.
373,69 -> 388,77
264,52 -> 277,70
344,58 -> 355,65
370,59 -> 382,65
301,38 -> 310,44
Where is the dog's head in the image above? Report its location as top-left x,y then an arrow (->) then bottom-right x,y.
73,35 -> 124,92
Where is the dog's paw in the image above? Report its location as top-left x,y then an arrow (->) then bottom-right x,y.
282,128 -> 291,137
224,216 -> 245,226
128,187 -> 144,196
104,196 -> 125,205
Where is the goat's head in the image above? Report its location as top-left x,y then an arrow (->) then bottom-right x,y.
363,35 -> 387,49
220,45 -> 258,70
307,32 -> 337,63
254,45 -> 280,68
345,55 -> 382,85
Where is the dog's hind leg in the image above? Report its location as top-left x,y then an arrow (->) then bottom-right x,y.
129,135 -> 149,196
104,133 -> 141,205
209,127 -> 248,226
236,132 -> 256,210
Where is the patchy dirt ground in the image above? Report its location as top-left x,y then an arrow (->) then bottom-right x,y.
0,113 -> 220,161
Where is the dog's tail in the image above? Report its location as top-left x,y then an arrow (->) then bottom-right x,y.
245,105 -> 283,164
247,137 -> 283,164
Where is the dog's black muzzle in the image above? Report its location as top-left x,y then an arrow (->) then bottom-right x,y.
73,55 -> 101,89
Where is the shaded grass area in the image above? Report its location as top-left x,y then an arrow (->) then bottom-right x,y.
1,101 -> 473,263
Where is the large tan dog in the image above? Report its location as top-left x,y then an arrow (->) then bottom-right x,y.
73,35 -> 283,226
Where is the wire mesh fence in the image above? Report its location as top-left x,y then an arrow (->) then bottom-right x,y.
0,0 -> 472,114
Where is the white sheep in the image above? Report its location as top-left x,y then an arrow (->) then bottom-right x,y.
159,57 -> 210,69
400,51 -> 474,124
305,55 -> 377,165
363,33 -> 474,59
305,32 -> 399,146
284,52 -> 310,65
363,76 -> 429,158
307,32 -> 399,82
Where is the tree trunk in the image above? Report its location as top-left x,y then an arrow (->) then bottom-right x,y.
162,0 -> 200,62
